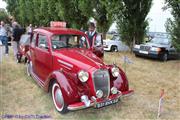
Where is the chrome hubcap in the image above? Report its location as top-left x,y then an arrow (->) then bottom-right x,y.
52,83 -> 64,111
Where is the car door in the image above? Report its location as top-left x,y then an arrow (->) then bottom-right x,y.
30,32 -> 38,74
92,34 -> 104,58
34,34 -> 52,82
114,36 -> 121,51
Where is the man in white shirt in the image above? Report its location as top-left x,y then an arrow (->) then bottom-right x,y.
27,24 -> 33,35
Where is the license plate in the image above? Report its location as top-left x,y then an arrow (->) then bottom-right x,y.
95,99 -> 119,108
139,50 -> 148,54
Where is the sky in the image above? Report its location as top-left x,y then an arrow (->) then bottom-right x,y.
0,0 -> 6,10
147,0 -> 173,32
0,0 -> 173,32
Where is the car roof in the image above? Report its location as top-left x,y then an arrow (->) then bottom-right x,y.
34,27 -> 85,36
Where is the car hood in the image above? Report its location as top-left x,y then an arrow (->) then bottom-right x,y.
53,48 -> 105,71
142,43 -> 169,48
103,39 -> 114,43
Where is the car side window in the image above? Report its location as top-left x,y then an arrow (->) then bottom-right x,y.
31,33 -> 37,47
38,34 -> 48,50
20,35 -> 31,45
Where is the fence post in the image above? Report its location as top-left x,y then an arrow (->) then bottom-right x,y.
157,89 -> 165,118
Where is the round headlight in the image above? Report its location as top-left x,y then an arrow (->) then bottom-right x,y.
111,87 -> 118,94
78,70 -> 89,82
111,66 -> 119,77
150,47 -> 161,52
96,90 -> 103,98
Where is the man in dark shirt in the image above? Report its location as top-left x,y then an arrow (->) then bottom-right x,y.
12,22 -> 24,60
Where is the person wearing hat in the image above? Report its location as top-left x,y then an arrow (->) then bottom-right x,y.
85,22 -> 97,47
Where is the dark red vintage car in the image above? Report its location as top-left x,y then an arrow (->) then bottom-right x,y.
17,34 -> 31,63
27,27 -> 133,114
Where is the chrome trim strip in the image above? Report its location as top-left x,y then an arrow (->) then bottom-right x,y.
58,59 -> 73,68
67,102 -> 94,111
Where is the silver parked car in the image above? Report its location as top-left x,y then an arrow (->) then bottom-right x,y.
133,37 -> 179,61
103,35 -> 129,52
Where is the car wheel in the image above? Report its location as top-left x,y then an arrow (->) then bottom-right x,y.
161,53 -> 168,61
111,46 -> 118,52
51,81 -> 68,114
135,54 -> 139,57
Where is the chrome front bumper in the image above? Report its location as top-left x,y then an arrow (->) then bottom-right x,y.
67,90 -> 134,111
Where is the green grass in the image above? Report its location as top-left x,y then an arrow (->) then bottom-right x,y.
0,48 -> 180,120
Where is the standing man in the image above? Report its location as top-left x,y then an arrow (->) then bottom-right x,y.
0,21 -> 9,56
85,22 -> 97,47
12,22 -> 23,61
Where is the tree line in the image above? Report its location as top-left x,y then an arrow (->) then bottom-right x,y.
2,0 -> 180,51
165,0 -> 180,51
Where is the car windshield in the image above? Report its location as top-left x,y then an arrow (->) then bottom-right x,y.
149,38 -> 170,45
111,35 -> 120,40
51,34 -> 89,50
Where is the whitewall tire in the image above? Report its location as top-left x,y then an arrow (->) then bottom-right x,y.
51,82 -> 68,114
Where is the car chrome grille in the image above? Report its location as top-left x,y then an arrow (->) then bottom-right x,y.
140,45 -> 150,51
92,69 -> 110,98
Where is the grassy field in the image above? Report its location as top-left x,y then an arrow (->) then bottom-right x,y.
0,48 -> 180,120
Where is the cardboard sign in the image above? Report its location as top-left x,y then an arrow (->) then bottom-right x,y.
50,21 -> 66,28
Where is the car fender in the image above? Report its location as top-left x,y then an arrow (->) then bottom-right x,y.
108,65 -> 129,92
111,41 -> 119,49
118,67 -> 129,91
112,68 -> 129,92
160,47 -> 169,53
44,71 -> 80,104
